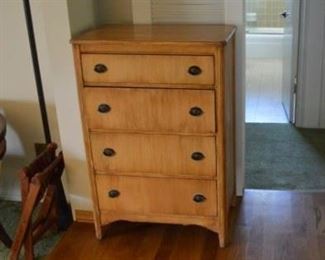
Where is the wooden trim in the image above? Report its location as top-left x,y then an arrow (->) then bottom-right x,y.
75,210 -> 94,223
100,211 -> 219,233
94,171 -> 218,181
215,46 -> 228,247
79,43 -> 220,55
84,82 -> 215,89
232,36 -> 237,206
74,208 -> 220,234
90,129 -> 217,137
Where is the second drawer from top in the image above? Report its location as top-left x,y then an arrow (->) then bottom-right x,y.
83,87 -> 216,133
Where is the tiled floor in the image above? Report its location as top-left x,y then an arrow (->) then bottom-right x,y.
246,58 -> 288,123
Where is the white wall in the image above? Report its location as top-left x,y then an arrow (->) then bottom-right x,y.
67,0 -> 98,36
0,0 -> 61,200
97,0 -> 133,24
39,0 -> 98,212
151,0 -> 225,23
296,0 -> 325,128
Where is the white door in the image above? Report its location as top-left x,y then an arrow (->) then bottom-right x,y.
282,0 -> 300,123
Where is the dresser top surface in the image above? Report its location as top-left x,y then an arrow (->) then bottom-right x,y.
71,24 -> 236,45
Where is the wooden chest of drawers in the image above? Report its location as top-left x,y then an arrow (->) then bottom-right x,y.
72,24 -> 236,247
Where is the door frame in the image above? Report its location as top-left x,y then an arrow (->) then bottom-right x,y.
244,0 -> 302,125
282,0 -> 302,124
295,0 -> 325,128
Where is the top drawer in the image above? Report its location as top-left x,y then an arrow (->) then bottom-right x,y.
81,54 -> 215,86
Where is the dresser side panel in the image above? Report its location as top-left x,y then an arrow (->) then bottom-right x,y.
72,44 -> 103,238
224,37 -> 236,211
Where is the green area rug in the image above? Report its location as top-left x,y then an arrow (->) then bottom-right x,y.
246,123 -> 325,190
0,200 -> 61,259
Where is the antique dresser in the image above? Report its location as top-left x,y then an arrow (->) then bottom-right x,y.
72,24 -> 236,247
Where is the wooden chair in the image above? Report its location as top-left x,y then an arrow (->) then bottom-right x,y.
0,114 -> 13,248
0,223 -> 12,249
9,143 -> 67,260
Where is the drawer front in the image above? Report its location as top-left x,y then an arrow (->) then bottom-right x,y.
90,133 -> 216,177
96,175 -> 217,216
83,88 -> 215,133
81,54 -> 214,86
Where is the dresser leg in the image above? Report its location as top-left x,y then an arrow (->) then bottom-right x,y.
94,223 -> 103,239
218,233 -> 226,248
218,228 -> 231,248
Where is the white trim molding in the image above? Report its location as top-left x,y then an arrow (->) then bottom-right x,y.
296,0 -> 325,129
225,0 -> 246,196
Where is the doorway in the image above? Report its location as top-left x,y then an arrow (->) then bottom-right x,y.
245,0 -> 325,190
245,0 -> 297,123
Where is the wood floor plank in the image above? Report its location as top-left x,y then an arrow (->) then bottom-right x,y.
47,190 -> 325,260
168,226 -> 207,260
154,225 -> 182,260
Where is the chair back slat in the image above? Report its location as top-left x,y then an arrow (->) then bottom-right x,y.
9,143 -> 69,260
23,143 -> 57,179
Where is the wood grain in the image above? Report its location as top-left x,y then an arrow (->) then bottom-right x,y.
96,175 -> 217,217
74,210 -> 94,223
90,132 -> 216,177
48,190 -> 325,260
71,24 -> 236,45
79,43 -> 219,56
72,24 -> 236,247
224,36 -> 236,210
72,45 -> 103,239
49,190 -> 325,260
99,212 -> 219,233
81,54 -> 214,86
83,87 -> 216,133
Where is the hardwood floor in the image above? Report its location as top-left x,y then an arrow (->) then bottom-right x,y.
47,190 -> 325,260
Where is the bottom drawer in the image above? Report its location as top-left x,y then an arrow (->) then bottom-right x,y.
96,175 -> 217,217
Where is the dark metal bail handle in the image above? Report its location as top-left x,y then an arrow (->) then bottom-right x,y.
103,148 -> 116,157
193,194 -> 206,203
188,65 -> 202,76
98,104 -> 111,113
94,63 -> 108,73
108,189 -> 120,198
189,106 -> 203,117
191,152 -> 205,161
